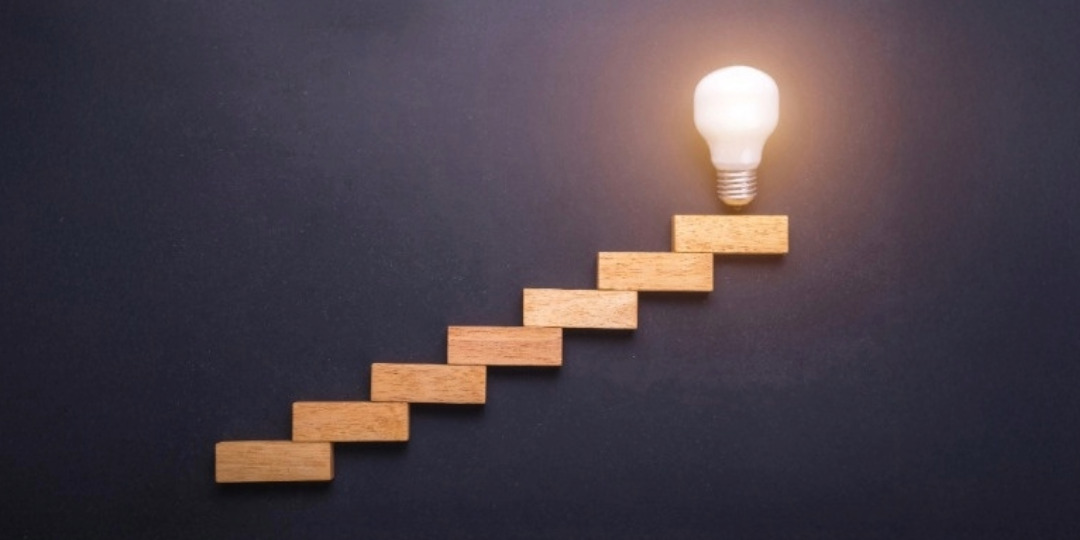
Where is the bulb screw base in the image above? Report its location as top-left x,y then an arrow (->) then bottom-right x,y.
716,169 -> 757,208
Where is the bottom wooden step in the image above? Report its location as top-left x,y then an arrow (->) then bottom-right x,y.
215,441 -> 333,483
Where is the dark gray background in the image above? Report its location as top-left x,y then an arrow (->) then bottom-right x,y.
3,1 -> 1079,538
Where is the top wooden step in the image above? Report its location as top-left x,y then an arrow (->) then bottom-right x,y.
672,215 -> 788,254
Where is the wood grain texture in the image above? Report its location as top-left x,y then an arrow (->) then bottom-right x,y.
370,363 -> 486,404
292,402 -> 409,442
522,289 -> 637,329
448,326 -> 562,366
672,215 -> 789,254
215,441 -> 333,483
597,252 -> 713,292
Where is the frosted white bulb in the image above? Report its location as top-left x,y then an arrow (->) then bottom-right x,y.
693,65 -> 779,208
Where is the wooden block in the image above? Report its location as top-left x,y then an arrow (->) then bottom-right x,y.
522,289 -> 637,329
370,363 -> 486,404
215,441 -> 333,483
448,326 -> 562,366
672,215 -> 789,254
597,252 -> 713,292
292,402 -> 409,442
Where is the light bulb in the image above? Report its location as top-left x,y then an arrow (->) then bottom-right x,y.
693,65 -> 779,208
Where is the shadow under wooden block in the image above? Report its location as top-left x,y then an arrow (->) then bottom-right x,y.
292,402 -> 409,442
215,441 -> 333,483
523,289 -> 637,330
672,215 -> 788,254
597,252 -> 713,292
370,363 -> 486,404
447,326 -> 562,366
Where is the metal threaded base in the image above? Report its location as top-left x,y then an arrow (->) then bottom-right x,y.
717,169 -> 757,208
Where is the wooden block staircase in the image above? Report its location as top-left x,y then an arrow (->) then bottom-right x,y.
214,215 -> 789,483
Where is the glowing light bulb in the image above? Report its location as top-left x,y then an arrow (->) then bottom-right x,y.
693,65 -> 779,208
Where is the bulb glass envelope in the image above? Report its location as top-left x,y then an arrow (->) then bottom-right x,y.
693,66 -> 779,171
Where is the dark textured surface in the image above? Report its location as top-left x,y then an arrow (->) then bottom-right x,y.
3,1 -> 1080,538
